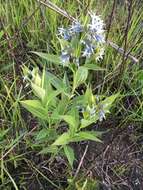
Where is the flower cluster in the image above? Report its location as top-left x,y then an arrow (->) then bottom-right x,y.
82,103 -> 106,122
58,21 -> 83,40
58,12 -> 105,66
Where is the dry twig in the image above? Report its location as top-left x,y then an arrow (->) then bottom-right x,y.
74,144 -> 89,179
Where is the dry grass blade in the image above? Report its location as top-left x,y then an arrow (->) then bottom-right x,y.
107,40 -> 139,63
37,0 -> 76,22
74,144 -> 89,180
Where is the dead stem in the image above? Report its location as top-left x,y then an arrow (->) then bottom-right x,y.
106,0 -> 116,41
74,144 -> 89,179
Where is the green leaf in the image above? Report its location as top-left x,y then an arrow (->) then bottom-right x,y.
137,70 -> 143,81
64,145 -> 75,168
60,115 -> 78,134
71,131 -> 102,143
31,68 -> 41,86
0,129 -> 9,141
63,72 -> 71,94
78,131 -> 102,142
0,30 -> 4,39
31,52 -> 61,65
71,35 -> 80,50
46,71 -> 64,90
35,128 -> 48,141
70,95 -> 85,108
58,38 -> 69,51
36,128 -> 57,142
39,146 -> 58,154
52,132 -> 70,146
31,83 -> 45,101
102,93 -> 119,112
52,98 -> 68,117
46,89 -> 62,107
84,64 -> 105,71
84,86 -> 95,106
80,119 -> 95,129
20,100 -> 47,120
73,66 -> 88,90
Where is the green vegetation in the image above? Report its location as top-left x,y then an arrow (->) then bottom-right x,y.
0,0 -> 143,189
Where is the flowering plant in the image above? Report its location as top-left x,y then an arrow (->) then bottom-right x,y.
58,13 -> 105,67
20,12 -> 118,167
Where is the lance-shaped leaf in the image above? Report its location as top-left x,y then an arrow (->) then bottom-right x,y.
60,115 -> 78,134
64,145 -> 75,168
84,64 -> 105,71
52,132 -> 71,146
20,100 -> 47,120
71,131 -> 102,143
80,118 -> 98,129
31,83 -> 45,101
73,66 -> 88,90
31,52 -> 61,65
102,93 -> 119,113
46,71 -> 65,90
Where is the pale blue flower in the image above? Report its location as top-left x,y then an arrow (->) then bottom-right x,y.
89,106 -> 96,118
70,21 -> 83,33
82,43 -> 95,58
61,51 -> 70,66
88,13 -> 105,34
88,13 -> 105,45
99,109 -> 106,121
94,34 -> 105,43
58,27 -> 71,40
58,12 -> 105,63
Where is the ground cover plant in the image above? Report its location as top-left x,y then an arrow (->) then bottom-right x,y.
0,0 -> 143,190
